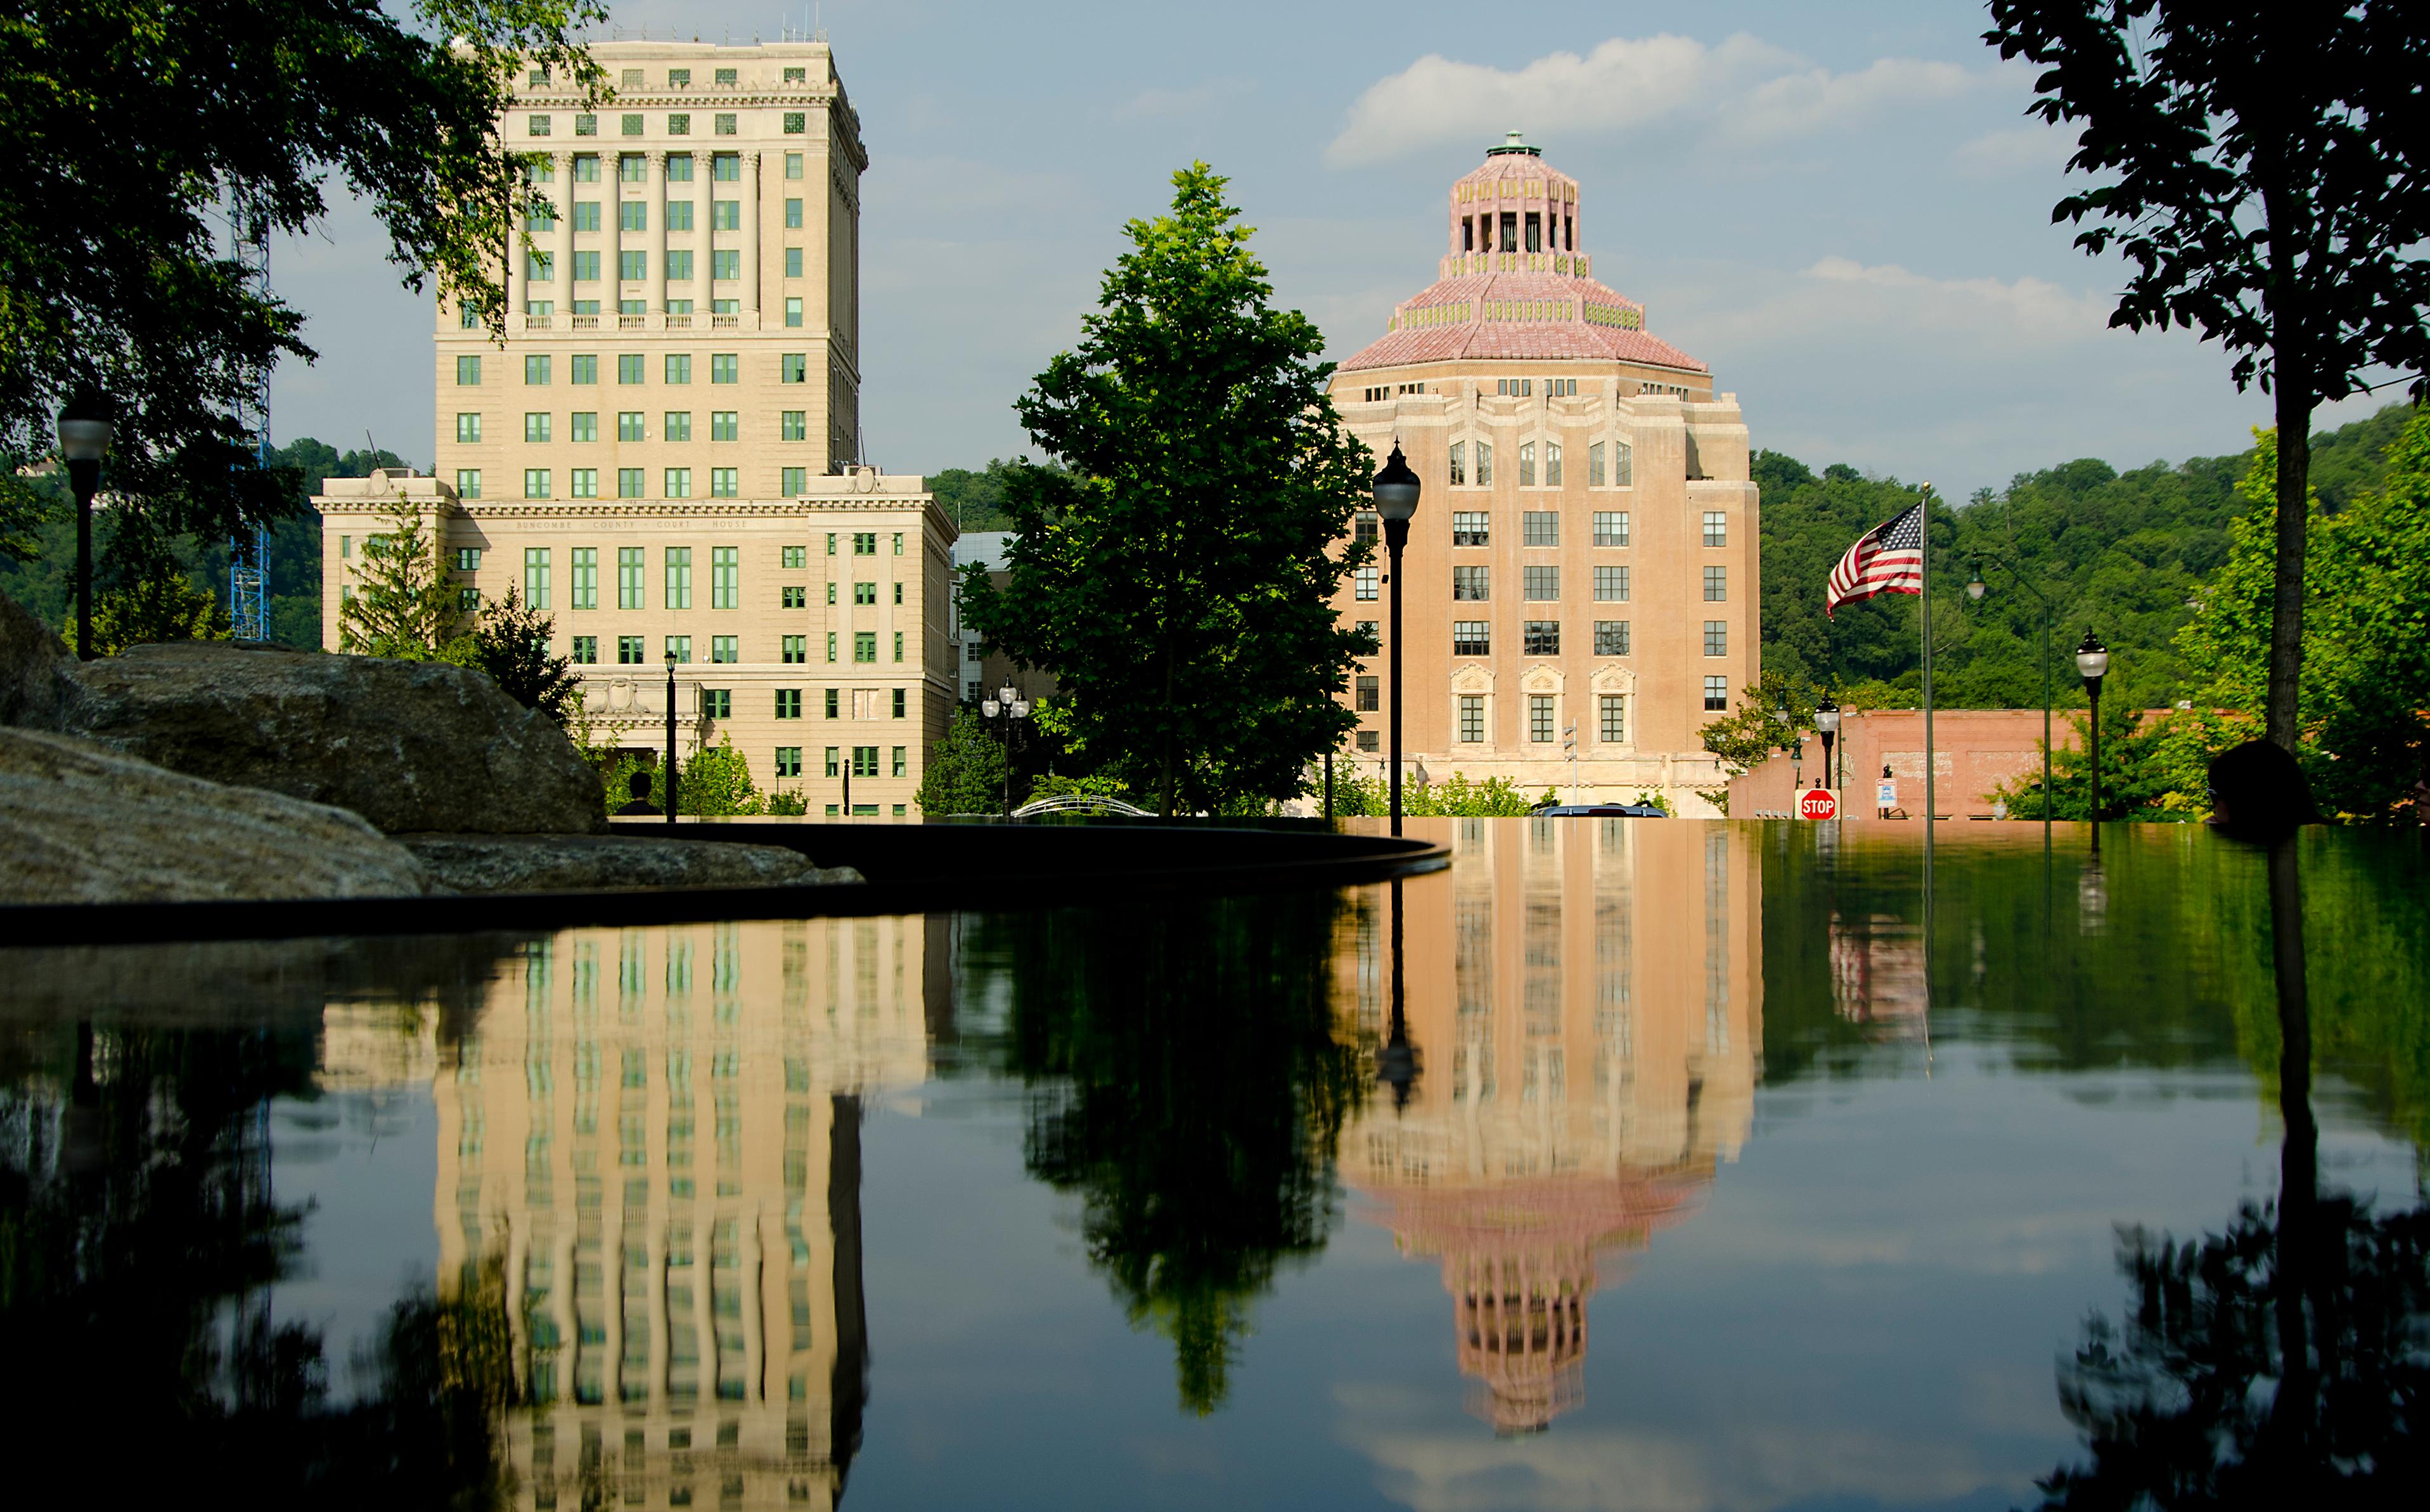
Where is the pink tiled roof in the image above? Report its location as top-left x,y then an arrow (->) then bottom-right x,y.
1340,270 -> 1707,374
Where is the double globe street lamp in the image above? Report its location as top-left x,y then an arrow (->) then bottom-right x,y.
982,683 -> 1029,819
1370,442 -> 1421,836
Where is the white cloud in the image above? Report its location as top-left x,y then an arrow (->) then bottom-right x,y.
1325,35 -> 2003,167
1792,256 -> 2116,345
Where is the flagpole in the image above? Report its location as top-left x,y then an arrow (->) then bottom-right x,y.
1919,484 -> 1934,1047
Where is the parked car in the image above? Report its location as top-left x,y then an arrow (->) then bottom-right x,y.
1529,802 -> 1668,818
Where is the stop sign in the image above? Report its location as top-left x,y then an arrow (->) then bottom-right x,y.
1799,788 -> 1839,821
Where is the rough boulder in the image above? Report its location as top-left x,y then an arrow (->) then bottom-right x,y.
60,641 -> 606,835
399,833 -> 863,894
0,591 -> 83,729
0,727 -> 435,904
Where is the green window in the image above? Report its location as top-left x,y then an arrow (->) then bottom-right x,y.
852,582 -> 875,606
775,689 -> 802,719
665,249 -> 694,281
852,532 -> 875,555
825,632 -> 837,663
524,250 -> 553,281
826,533 -> 837,555
781,354 -> 807,383
617,467 -> 644,499
781,467 -> 807,496
664,468 -> 691,499
571,249 -> 600,280
665,354 -> 691,385
783,586 -> 806,609
785,248 -> 803,278
892,632 -> 904,663
703,688 -> 731,719
782,636 -> 806,664
712,249 -> 741,280
785,297 -> 802,328
456,355 -> 481,385
852,632 -> 875,664
892,746 -> 907,778
454,412 -> 480,442
570,548 -> 598,610
572,635 -> 598,664
712,153 -> 740,182
710,636 -> 737,664
619,200 -> 646,232
454,468 -> 481,498
710,546 -> 738,608
783,546 -> 806,570
524,548 -> 552,610
710,411 -> 738,441
525,411 -> 551,443
570,411 -> 597,442
617,547 -> 645,609
781,411 -> 807,441
665,636 -> 690,664
892,689 -> 907,719
522,468 -> 551,499
665,548 -> 691,610
664,411 -> 692,442
569,468 -> 597,498
666,200 -> 695,234
617,411 -> 644,442
785,198 -> 802,229
824,689 -> 840,719
785,152 -> 804,179
617,635 -> 644,665
893,533 -> 904,555
617,250 -> 645,280
823,747 -> 839,777
665,153 -> 693,182
618,153 -> 645,182
574,155 -> 600,182
825,582 -> 836,605
775,748 -> 801,778
709,468 -> 737,498
852,746 -> 878,778
710,354 -> 738,384
617,354 -> 644,384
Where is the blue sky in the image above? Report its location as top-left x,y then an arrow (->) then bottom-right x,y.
269,0 -> 2386,499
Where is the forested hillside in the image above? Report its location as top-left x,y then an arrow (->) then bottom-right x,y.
1755,402 -> 2414,711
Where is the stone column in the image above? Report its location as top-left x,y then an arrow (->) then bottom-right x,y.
652,151 -> 671,318
742,150 -> 762,316
612,149 -> 631,322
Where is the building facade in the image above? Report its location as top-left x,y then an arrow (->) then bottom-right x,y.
1329,135 -> 1761,814
323,41 -> 954,813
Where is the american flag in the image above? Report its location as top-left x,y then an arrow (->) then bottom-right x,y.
1825,504 -> 1924,618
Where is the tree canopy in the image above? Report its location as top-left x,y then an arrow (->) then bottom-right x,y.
0,0 -> 603,572
955,164 -> 1373,816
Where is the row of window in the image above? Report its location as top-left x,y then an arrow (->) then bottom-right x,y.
1441,620 -> 1730,657
773,747 -> 907,781
1493,378 -> 1582,398
453,463 -> 855,500
456,410 -> 813,443
1443,509 -> 1728,548
571,632 -> 909,667
388,537 -> 906,606
458,354 -> 813,386
586,684 -> 918,721
520,150 -> 781,183
1448,439 -> 1635,489
1435,564 -> 1728,602
1349,686 -> 1728,753
527,110 -> 810,136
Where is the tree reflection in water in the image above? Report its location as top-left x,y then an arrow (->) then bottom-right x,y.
966,892 -> 1363,1414
2036,836 -> 2430,1506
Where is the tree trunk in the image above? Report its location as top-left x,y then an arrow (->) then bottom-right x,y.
2263,179 -> 2310,755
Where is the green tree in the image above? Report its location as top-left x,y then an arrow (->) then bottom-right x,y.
335,499 -> 461,658
1985,2 -> 2430,754
0,1 -> 605,571
956,164 -> 1374,817
914,708 -> 1008,816
678,736 -> 764,817
464,586 -> 579,727
79,567 -> 231,655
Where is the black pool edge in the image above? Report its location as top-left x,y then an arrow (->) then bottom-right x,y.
0,824 -> 1450,947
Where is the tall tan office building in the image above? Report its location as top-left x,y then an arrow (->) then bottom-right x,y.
1338,818 -> 1760,1431
1329,136 -> 1761,814
432,916 -> 938,1509
321,41 -> 955,813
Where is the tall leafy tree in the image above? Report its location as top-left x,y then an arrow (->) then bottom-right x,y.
1984,2 -> 2430,752
465,585 -> 579,727
0,1 -> 605,565
336,499 -> 460,658
956,165 -> 1375,817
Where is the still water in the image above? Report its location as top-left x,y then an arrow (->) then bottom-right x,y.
4,820 -> 2424,1508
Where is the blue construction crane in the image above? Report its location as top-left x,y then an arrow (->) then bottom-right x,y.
228,191 -> 271,641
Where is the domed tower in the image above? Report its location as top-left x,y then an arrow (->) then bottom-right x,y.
1327,136 -> 1761,817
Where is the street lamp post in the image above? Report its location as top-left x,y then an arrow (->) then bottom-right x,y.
983,683 -> 1028,818
1967,556 -> 2056,830
1815,696 -> 1841,797
2076,630 -> 2110,831
1371,442 -> 1421,836
56,392 -> 115,663
1790,737 -> 1803,798
663,648 -> 679,827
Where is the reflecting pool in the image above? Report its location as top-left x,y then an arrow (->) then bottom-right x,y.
3,820 -> 2424,1508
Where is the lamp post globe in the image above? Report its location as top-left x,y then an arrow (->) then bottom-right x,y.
1372,440 -> 1420,836
2076,630 -> 2109,832
1814,696 -> 1841,793
1965,560 -> 1986,602
56,390 -> 115,663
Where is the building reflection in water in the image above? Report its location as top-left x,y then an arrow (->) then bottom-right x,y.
1339,818 -> 1761,1435
432,917 -> 938,1510
1829,909 -> 1929,1035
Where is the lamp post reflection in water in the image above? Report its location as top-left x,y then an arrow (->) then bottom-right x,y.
1377,878 -> 1416,1108
1340,817 -> 1760,1433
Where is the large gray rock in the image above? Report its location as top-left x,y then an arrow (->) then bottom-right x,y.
61,641 -> 606,835
0,726 -> 435,903
399,833 -> 862,894
0,591 -> 84,729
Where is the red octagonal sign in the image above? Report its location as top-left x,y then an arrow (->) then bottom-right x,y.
1799,788 -> 1839,821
